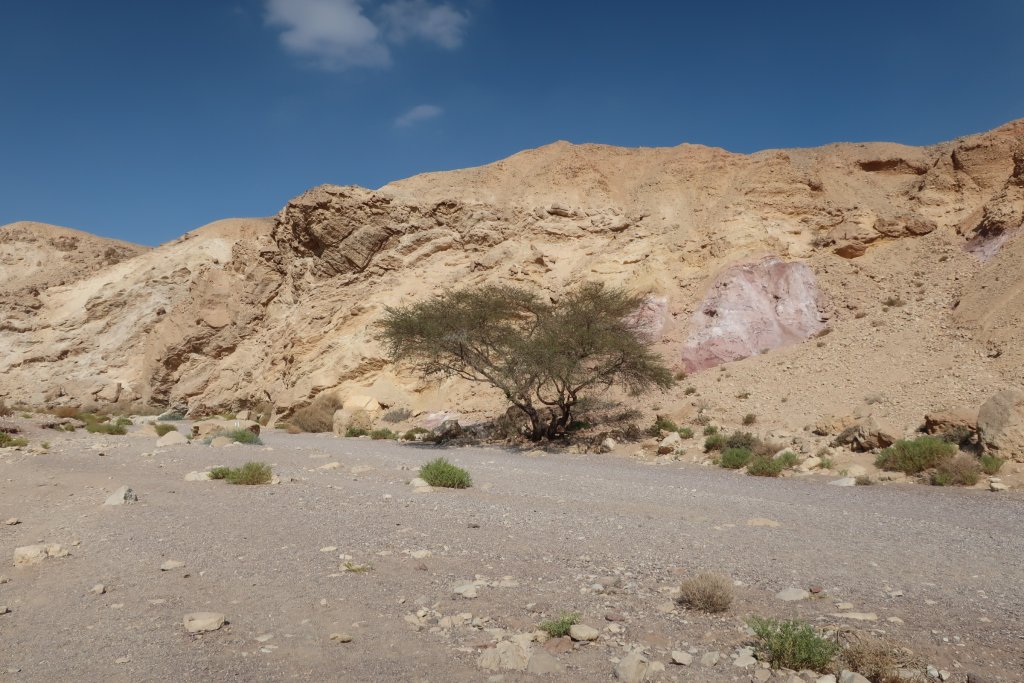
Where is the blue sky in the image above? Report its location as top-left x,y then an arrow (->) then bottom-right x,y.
2,1 -> 1022,245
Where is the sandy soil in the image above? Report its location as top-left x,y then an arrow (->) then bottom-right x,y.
1,424 -> 1022,682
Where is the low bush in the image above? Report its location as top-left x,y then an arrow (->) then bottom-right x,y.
51,405 -> 81,418
724,431 -> 757,450
747,456 -> 785,477
684,386 -> 697,395
648,415 -> 679,436
345,426 -> 369,438
704,433 -> 726,452
537,612 -> 580,638
207,462 -> 272,485
403,427 -> 430,441
748,617 -> 838,671
677,573 -> 733,613
719,447 -> 752,469
85,421 -> 127,435
875,436 -> 956,474
157,410 -> 185,421
291,394 -> 342,433
419,458 -> 472,489
154,423 -> 178,437
381,407 -> 413,423
0,400 -> 10,417
742,413 -> 757,425
980,454 -> 1004,475
930,455 -> 981,486
370,428 -> 397,440
678,427 -> 694,439
0,432 -> 28,448
776,451 -> 799,468
221,428 -> 263,445
703,425 -> 718,436
839,636 -> 906,683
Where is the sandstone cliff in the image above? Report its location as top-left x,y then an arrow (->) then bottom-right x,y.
1,120 -> 1022,432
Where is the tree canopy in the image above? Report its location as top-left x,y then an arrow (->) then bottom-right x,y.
376,282 -> 674,440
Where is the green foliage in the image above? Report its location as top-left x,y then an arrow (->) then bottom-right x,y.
419,458 -> 472,489
209,462 -> 273,485
819,455 -> 835,470
648,415 -> 678,436
724,431 -> 757,450
747,456 -> 785,477
157,410 -> 185,421
980,454 -> 1004,475
377,283 -> 675,440
537,613 -> 580,638
370,428 -> 397,440
403,427 -> 430,441
345,426 -> 369,437
930,455 -> 981,486
678,427 -> 694,439
742,413 -> 757,425
719,447 -> 752,469
776,451 -> 798,468
677,573 -> 733,613
684,386 -> 697,395
704,433 -> 726,452
85,420 -> 127,435
703,425 -> 718,436
0,432 -> 28,448
222,429 -> 262,445
748,617 -> 839,671
154,423 -> 178,437
875,436 -> 956,474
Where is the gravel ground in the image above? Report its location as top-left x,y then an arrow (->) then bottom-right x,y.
1,425 -> 1022,682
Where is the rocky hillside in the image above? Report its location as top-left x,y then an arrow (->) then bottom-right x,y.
1,120 -> 1022,436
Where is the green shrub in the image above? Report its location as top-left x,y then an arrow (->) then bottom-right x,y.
154,423 -> 178,437
875,436 -> 956,474
222,429 -> 262,445
742,413 -> 757,426
748,617 -> 839,671
403,427 -> 430,440
648,416 -> 678,436
345,426 -> 369,437
370,428 -> 397,440
158,410 -> 185,421
776,451 -> 799,468
819,455 -> 835,470
930,455 -> 981,486
684,386 -> 697,395
538,612 -> 580,638
678,427 -> 694,439
419,458 -> 472,489
0,432 -> 28,448
980,454 -> 1004,475
724,431 -> 757,450
381,407 -> 413,423
747,456 -> 785,477
677,573 -> 733,613
85,421 -> 127,435
719,447 -> 752,469
208,462 -> 272,485
703,425 -> 718,436
208,467 -> 231,480
704,433 -> 726,452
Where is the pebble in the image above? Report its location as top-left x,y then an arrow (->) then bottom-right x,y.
526,651 -> 564,675
90,584 -> 106,595
776,588 -> 810,601
160,560 -> 186,571
829,477 -> 857,487
569,624 -> 600,641
330,633 -> 353,643
183,612 -> 226,633
833,612 -> 878,621
701,651 -> 720,666
454,584 -> 478,599
103,486 -> 138,506
3,518 -> 18,525
0,606 -> 10,615
671,651 -> 693,665
989,482 -> 1007,492
184,471 -> 211,481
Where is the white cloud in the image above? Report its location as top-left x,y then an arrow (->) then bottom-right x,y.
379,0 -> 468,49
395,104 -> 443,127
265,0 -> 391,70
265,0 -> 469,70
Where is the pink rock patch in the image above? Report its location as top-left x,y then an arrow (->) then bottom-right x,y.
680,256 -> 826,372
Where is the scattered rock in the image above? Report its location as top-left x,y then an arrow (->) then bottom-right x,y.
90,583 -> 106,595
569,624 -> 599,642
599,437 -> 617,453
191,419 -> 260,440
977,389 -> 1024,461
840,672 -> 871,683
832,612 -> 878,621
453,583 -> 478,599
657,431 -> 681,454
103,486 -> 138,506
542,636 -> 573,655
700,651 -> 720,666
526,651 -> 564,675
829,477 -> 857,487
0,606 -> 9,615
478,640 -> 530,672
614,649 -> 651,683
671,651 -> 692,665
990,481 -> 1008,492
923,408 -> 978,435
733,654 -> 756,667
3,518 -> 18,526
329,633 -> 353,643
160,560 -> 185,571
183,612 -> 225,633
184,471 -> 211,481
209,436 -> 233,448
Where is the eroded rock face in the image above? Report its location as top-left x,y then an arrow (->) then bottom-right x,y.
977,389 -> 1024,462
680,257 -> 827,371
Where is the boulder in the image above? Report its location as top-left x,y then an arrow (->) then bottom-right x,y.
832,414 -> 898,451
657,431 -> 682,454
434,419 -> 464,441
191,419 -> 260,440
14,544 -> 68,566
183,612 -> 226,634
615,649 -> 651,683
103,486 -> 138,506
977,389 -> 1024,461
209,436 -> 233,447
599,437 -> 617,453
569,624 -> 600,641
923,408 -> 978,435
342,394 -> 381,413
157,430 -> 188,447
477,640 -> 530,671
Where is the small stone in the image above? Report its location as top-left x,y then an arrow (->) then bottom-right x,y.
0,606 -> 10,615
210,436 -> 233,448
184,471 -> 211,481
840,672 -> 871,683
330,633 -> 353,643
3,518 -> 18,525
319,546 -> 338,553
160,560 -> 185,571
104,486 -> 138,506
526,651 -> 564,675
91,583 -> 106,595
542,636 -> 573,654
114,657 -> 130,664
833,612 -> 878,621
829,477 -> 857,487
319,462 -> 342,470
700,651 -> 720,666
671,650 -> 693,665
409,477 -> 431,488
817,676 -> 838,683
454,583 -> 478,599
753,669 -> 771,683
183,612 -> 225,633
255,634 -> 274,643
605,611 -> 626,622
614,649 -> 651,683
733,654 -> 756,667
835,602 -> 854,610
776,587 -> 810,602
156,431 -> 188,447
410,550 -> 432,559
599,437 -> 617,453
13,544 -> 66,566
568,624 -> 599,641
989,482 -> 1008,492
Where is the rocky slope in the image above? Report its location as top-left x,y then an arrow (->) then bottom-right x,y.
1,120 -> 1022,439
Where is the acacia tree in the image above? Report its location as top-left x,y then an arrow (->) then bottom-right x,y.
376,282 -> 674,440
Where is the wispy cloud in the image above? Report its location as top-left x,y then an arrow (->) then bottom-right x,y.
265,0 -> 468,71
395,103 -> 443,127
380,0 -> 468,49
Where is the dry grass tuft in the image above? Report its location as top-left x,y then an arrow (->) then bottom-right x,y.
291,394 -> 342,433
677,573 -> 733,613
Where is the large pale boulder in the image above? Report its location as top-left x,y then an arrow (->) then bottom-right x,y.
342,394 -> 381,413
157,430 -> 188,447
977,389 -> 1024,461
332,409 -> 375,435
923,408 -> 978,435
